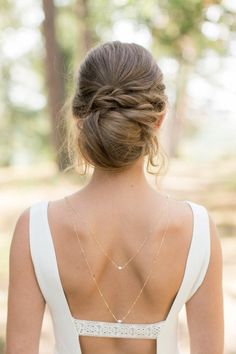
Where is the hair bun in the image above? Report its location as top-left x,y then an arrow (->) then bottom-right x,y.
69,41 -> 168,173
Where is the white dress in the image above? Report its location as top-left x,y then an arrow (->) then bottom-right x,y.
29,200 -> 210,354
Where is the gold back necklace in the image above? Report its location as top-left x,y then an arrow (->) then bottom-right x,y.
65,194 -> 170,323
64,190 -> 169,271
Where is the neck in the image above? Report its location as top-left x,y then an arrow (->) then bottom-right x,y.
86,156 -> 154,194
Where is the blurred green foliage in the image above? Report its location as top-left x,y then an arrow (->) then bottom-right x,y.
0,0 -> 235,167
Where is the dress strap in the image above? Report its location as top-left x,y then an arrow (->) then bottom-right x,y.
29,201 -> 81,354
185,201 -> 211,301
165,201 -> 211,321
157,201 -> 211,353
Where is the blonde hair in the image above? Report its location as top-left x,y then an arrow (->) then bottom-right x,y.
63,41 -> 168,178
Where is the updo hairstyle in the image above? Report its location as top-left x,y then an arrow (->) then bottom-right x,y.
66,40 -> 168,176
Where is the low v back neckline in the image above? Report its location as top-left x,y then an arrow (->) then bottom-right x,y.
43,199 -> 196,328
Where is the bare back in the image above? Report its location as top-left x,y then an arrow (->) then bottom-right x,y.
47,190 -> 193,354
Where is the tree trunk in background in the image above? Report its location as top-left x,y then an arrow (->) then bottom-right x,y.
167,59 -> 191,157
75,0 -> 94,61
42,0 -> 68,171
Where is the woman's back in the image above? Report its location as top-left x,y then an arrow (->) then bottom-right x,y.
29,185 -> 212,354
47,190 -> 193,324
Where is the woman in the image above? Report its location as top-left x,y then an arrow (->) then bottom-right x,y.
6,41 -> 224,354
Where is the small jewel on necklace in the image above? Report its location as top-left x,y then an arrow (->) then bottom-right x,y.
118,266 -> 123,270
117,319 -> 122,323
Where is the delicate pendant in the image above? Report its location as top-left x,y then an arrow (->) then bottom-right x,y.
118,266 -> 123,270
117,319 -> 122,323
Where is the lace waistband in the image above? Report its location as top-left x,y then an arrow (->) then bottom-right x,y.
73,317 -> 165,339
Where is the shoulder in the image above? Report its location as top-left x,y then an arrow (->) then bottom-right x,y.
166,197 -> 195,246
12,206 -> 31,246
46,194 -> 81,229
170,198 -> 223,292
166,197 -> 220,253
181,198 -> 222,252
10,206 -> 32,271
174,198 -> 223,285
10,201 -> 48,260
168,196 -> 214,230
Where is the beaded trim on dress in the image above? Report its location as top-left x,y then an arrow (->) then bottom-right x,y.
73,317 -> 165,339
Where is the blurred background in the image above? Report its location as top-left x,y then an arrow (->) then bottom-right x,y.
0,0 -> 235,353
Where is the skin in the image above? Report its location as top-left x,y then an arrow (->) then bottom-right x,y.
5,115 -> 224,354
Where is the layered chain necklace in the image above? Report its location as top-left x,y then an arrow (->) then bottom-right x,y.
64,190 -> 170,323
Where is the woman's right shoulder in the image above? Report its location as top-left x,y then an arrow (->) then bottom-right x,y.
167,196 -> 195,243
166,196 -> 219,257
168,196 -> 214,232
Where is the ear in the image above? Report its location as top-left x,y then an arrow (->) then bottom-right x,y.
154,113 -> 165,129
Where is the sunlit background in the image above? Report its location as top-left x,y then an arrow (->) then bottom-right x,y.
0,0 -> 235,353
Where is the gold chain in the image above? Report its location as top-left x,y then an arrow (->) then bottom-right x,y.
67,195 -> 170,323
64,193 -> 169,270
